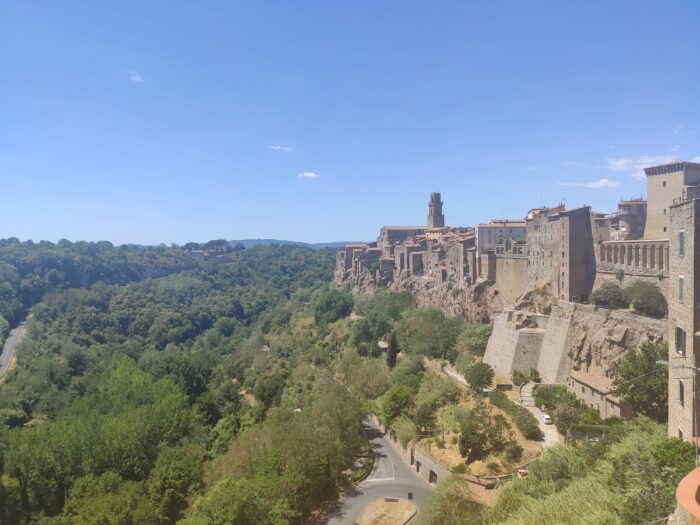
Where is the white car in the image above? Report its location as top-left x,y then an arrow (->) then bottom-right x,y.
540,413 -> 553,425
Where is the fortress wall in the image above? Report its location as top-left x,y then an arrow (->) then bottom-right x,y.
495,255 -> 528,306
537,302 -> 575,384
483,314 -> 545,380
511,329 -> 546,375
483,315 -> 519,380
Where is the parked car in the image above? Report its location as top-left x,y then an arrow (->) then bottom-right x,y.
540,413 -> 552,424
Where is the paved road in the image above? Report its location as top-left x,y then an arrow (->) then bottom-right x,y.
520,382 -> 562,448
0,318 -> 27,377
325,420 -> 433,525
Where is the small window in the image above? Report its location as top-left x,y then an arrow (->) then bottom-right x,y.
664,208 -> 667,215
676,326 -> 687,355
679,428 -> 684,439
680,230 -> 685,257
581,386 -> 586,393
679,379 -> 685,407
679,276 -> 685,303
664,226 -> 668,232
663,181 -> 667,188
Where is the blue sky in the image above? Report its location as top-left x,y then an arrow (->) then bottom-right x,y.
2,1 -> 699,245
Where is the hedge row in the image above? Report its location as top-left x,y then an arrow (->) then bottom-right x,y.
489,390 -> 544,441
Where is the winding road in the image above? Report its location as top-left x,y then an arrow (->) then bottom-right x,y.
325,419 -> 433,525
0,317 -> 28,377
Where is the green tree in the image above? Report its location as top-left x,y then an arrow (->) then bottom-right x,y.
386,333 -> 398,369
613,342 -> 668,422
418,475 -> 482,525
464,362 -> 494,394
455,322 -> 492,357
382,385 -> 411,424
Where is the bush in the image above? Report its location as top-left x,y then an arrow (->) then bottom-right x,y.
451,463 -> 467,474
393,417 -> 418,447
529,368 -> 541,383
489,390 -> 544,441
505,441 -> 523,464
622,281 -> 666,318
512,370 -> 528,386
591,283 -> 627,309
455,353 -> 475,377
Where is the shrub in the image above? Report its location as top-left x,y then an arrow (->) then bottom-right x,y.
505,441 -> 523,464
489,390 -> 544,441
622,281 -> 667,318
455,353 -> 475,377
591,283 -> 627,309
512,370 -> 528,386
393,417 -> 418,447
451,463 -> 467,474
529,368 -> 541,383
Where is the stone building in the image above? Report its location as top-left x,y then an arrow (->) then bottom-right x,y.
525,205 -> 596,303
667,197 -> 700,442
644,162 -> 700,240
614,199 -> 647,241
566,371 -> 632,419
427,192 -> 445,228
476,219 -> 526,255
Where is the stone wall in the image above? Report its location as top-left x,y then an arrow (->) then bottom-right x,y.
483,311 -> 547,380
485,301 -> 667,386
537,303 -> 574,384
495,254 -> 528,306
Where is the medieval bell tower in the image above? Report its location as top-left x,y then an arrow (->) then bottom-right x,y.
427,192 -> 445,228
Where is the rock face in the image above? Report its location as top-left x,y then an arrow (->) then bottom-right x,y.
351,267 -> 504,323
568,304 -> 666,376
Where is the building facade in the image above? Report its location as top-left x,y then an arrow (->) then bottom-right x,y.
644,162 -> 700,240
668,197 -> 700,442
476,220 -> 526,255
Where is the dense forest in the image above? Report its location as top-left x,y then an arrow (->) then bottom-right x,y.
0,239 -> 691,525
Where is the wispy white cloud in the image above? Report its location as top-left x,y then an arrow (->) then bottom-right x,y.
527,164 -> 544,172
268,145 -> 294,152
559,178 -> 619,189
298,171 -> 319,179
672,124 -> 688,135
130,70 -> 144,83
564,160 -> 585,167
606,154 -> 677,180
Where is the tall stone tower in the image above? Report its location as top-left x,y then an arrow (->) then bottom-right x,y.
427,192 -> 445,228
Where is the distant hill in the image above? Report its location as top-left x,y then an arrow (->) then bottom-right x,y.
227,239 -> 366,250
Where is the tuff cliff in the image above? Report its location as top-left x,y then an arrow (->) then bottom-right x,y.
351,267 -> 504,323
567,305 -> 666,376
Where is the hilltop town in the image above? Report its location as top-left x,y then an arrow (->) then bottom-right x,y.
336,160 -> 700,443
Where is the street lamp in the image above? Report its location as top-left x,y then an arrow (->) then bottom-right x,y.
657,356 -> 698,466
